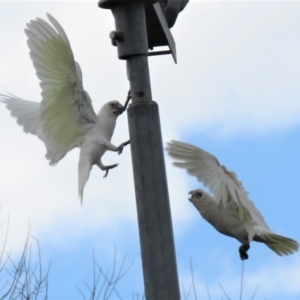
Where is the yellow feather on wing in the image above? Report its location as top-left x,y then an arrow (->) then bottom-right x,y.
25,14 -> 97,165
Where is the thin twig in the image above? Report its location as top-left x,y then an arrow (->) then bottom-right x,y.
98,258 -> 133,300
249,285 -> 258,300
240,260 -> 244,300
75,285 -> 87,300
77,248 -> 134,300
182,283 -> 187,300
105,246 -> 117,300
182,282 -> 191,300
205,284 -> 211,300
190,258 -> 198,300
96,268 -> 108,300
92,250 -> 102,300
188,284 -> 192,300
218,283 -> 231,300
0,221 -> 49,300
107,253 -> 133,299
0,215 -> 10,273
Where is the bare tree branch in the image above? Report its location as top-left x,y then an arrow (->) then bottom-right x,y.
76,247 -> 134,300
0,221 -> 50,300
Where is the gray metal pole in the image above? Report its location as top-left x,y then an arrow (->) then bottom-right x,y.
106,3 -> 180,299
127,101 -> 180,300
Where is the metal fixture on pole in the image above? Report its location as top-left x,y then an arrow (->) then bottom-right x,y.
99,1 -> 188,298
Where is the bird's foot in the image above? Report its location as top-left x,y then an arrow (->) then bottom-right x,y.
103,163 -> 119,178
117,140 -> 130,155
239,244 -> 250,260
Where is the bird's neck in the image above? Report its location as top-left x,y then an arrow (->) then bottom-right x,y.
193,196 -> 217,216
97,115 -> 117,140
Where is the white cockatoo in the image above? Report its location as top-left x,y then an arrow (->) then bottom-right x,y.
1,14 -> 130,203
166,140 -> 299,260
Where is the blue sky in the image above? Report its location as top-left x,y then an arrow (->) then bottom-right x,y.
0,1 -> 300,299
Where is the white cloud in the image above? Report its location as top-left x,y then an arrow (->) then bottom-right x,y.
179,254 -> 300,299
0,2 -> 198,256
0,1 -> 299,276
151,1 -> 300,138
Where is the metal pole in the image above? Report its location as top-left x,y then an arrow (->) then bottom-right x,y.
104,2 -> 180,299
127,101 -> 180,300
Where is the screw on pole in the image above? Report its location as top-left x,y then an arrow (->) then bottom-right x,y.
99,1 -> 182,299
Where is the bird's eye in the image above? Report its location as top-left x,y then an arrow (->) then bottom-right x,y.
196,192 -> 202,198
109,103 -> 115,108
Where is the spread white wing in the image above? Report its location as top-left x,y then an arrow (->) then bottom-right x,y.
0,93 -> 43,139
166,140 -> 269,239
24,13 -> 98,164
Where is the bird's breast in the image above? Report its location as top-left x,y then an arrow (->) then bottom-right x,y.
201,205 -> 249,243
81,142 -> 106,165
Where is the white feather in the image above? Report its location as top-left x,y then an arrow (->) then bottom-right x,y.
167,140 -> 249,208
1,14 -> 127,203
190,189 -> 298,257
78,152 -> 92,204
0,94 -> 43,139
167,140 -> 299,256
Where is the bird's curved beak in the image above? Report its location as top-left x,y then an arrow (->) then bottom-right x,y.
114,104 -> 125,116
188,191 -> 194,202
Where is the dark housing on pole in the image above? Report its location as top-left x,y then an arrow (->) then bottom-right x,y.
99,0 -> 189,63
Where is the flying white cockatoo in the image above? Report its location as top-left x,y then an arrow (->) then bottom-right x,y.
166,140 -> 299,260
1,14 -> 130,203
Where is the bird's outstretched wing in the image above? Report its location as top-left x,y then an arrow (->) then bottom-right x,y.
166,140 -> 248,206
166,140 -> 268,239
25,13 -> 97,164
0,93 -> 43,139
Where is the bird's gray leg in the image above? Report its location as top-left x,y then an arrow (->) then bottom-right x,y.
117,140 -> 130,155
97,140 -> 130,177
103,140 -> 130,155
239,243 -> 250,260
97,161 -> 119,178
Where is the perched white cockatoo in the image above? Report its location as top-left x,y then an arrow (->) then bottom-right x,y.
166,140 -> 299,260
1,14 -> 129,203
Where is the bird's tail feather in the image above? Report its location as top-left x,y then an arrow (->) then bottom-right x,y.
256,228 -> 299,256
0,93 -> 43,139
78,153 -> 91,205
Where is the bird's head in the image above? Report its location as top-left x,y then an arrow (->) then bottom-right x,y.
98,101 -> 124,117
188,188 -> 205,204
